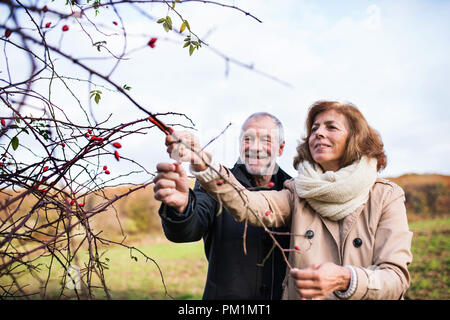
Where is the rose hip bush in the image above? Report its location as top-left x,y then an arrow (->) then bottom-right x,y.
0,0 -> 266,299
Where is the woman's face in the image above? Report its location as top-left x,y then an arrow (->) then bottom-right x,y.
308,109 -> 349,172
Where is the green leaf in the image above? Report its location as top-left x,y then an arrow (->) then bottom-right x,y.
11,136 -> 19,150
189,44 -> 195,56
183,41 -> 190,48
184,19 -> 190,31
163,22 -> 170,32
93,41 -> 106,52
157,18 -> 166,24
123,84 -> 131,91
165,16 -> 172,31
166,16 -> 172,27
90,90 -> 102,104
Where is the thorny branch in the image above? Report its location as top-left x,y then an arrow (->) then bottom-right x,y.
0,0 -> 293,299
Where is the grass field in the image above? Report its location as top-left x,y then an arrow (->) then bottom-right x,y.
3,240 -> 208,300
406,217 -> 450,299
99,240 -> 208,300
2,217 -> 449,300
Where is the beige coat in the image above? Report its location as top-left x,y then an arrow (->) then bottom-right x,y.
194,165 -> 413,300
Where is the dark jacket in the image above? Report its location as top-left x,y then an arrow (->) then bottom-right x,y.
158,163 -> 291,300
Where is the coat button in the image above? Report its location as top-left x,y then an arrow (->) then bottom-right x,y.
305,230 -> 314,239
353,238 -> 363,248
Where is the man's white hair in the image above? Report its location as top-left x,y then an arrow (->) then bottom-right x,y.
240,112 -> 285,144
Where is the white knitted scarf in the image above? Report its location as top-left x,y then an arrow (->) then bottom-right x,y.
294,156 -> 378,221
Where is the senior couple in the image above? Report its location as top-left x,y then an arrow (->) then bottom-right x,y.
153,100 -> 413,300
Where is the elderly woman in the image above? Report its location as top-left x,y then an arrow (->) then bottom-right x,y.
157,100 -> 413,300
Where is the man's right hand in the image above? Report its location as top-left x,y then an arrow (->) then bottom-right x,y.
154,162 -> 190,213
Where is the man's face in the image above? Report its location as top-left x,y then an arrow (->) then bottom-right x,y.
239,117 -> 285,176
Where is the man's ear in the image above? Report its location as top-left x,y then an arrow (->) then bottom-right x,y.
278,141 -> 286,156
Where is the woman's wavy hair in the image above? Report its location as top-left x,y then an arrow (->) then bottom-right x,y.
293,100 -> 387,172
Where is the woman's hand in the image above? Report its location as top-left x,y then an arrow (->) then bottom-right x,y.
290,262 -> 351,300
165,130 -> 208,171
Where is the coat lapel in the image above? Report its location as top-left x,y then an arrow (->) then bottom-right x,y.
317,202 -> 366,256
341,203 -> 366,246
319,215 -> 340,250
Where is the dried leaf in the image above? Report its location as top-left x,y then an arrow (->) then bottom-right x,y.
180,21 -> 186,33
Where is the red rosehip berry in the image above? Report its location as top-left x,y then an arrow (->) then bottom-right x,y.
5,29 -> 12,38
0,162 -> 4,166
294,245 -> 300,250
90,136 -> 103,143
103,165 -> 108,170
78,203 -> 84,207
62,25 -> 69,32
70,199 -> 75,205
88,129 -> 92,134
114,150 -> 120,161
45,22 -> 51,28
265,210 -> 271,216
43,166 -> 48,172
43,5 -> 48,13
148,37 -> 157,48
85,133 -> 89,138
216,179 -> 224,186
268,182 -> 275,188
105,170 -> 110,175
113,21 -> 118,26
112,142 -> 122,148
1,119 -> 5,126
61,142 -> 66,147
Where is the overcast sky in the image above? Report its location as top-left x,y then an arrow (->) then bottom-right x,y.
3,0 -> 450,184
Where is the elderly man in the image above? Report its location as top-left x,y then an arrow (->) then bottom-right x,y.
154,112 -> 291,299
